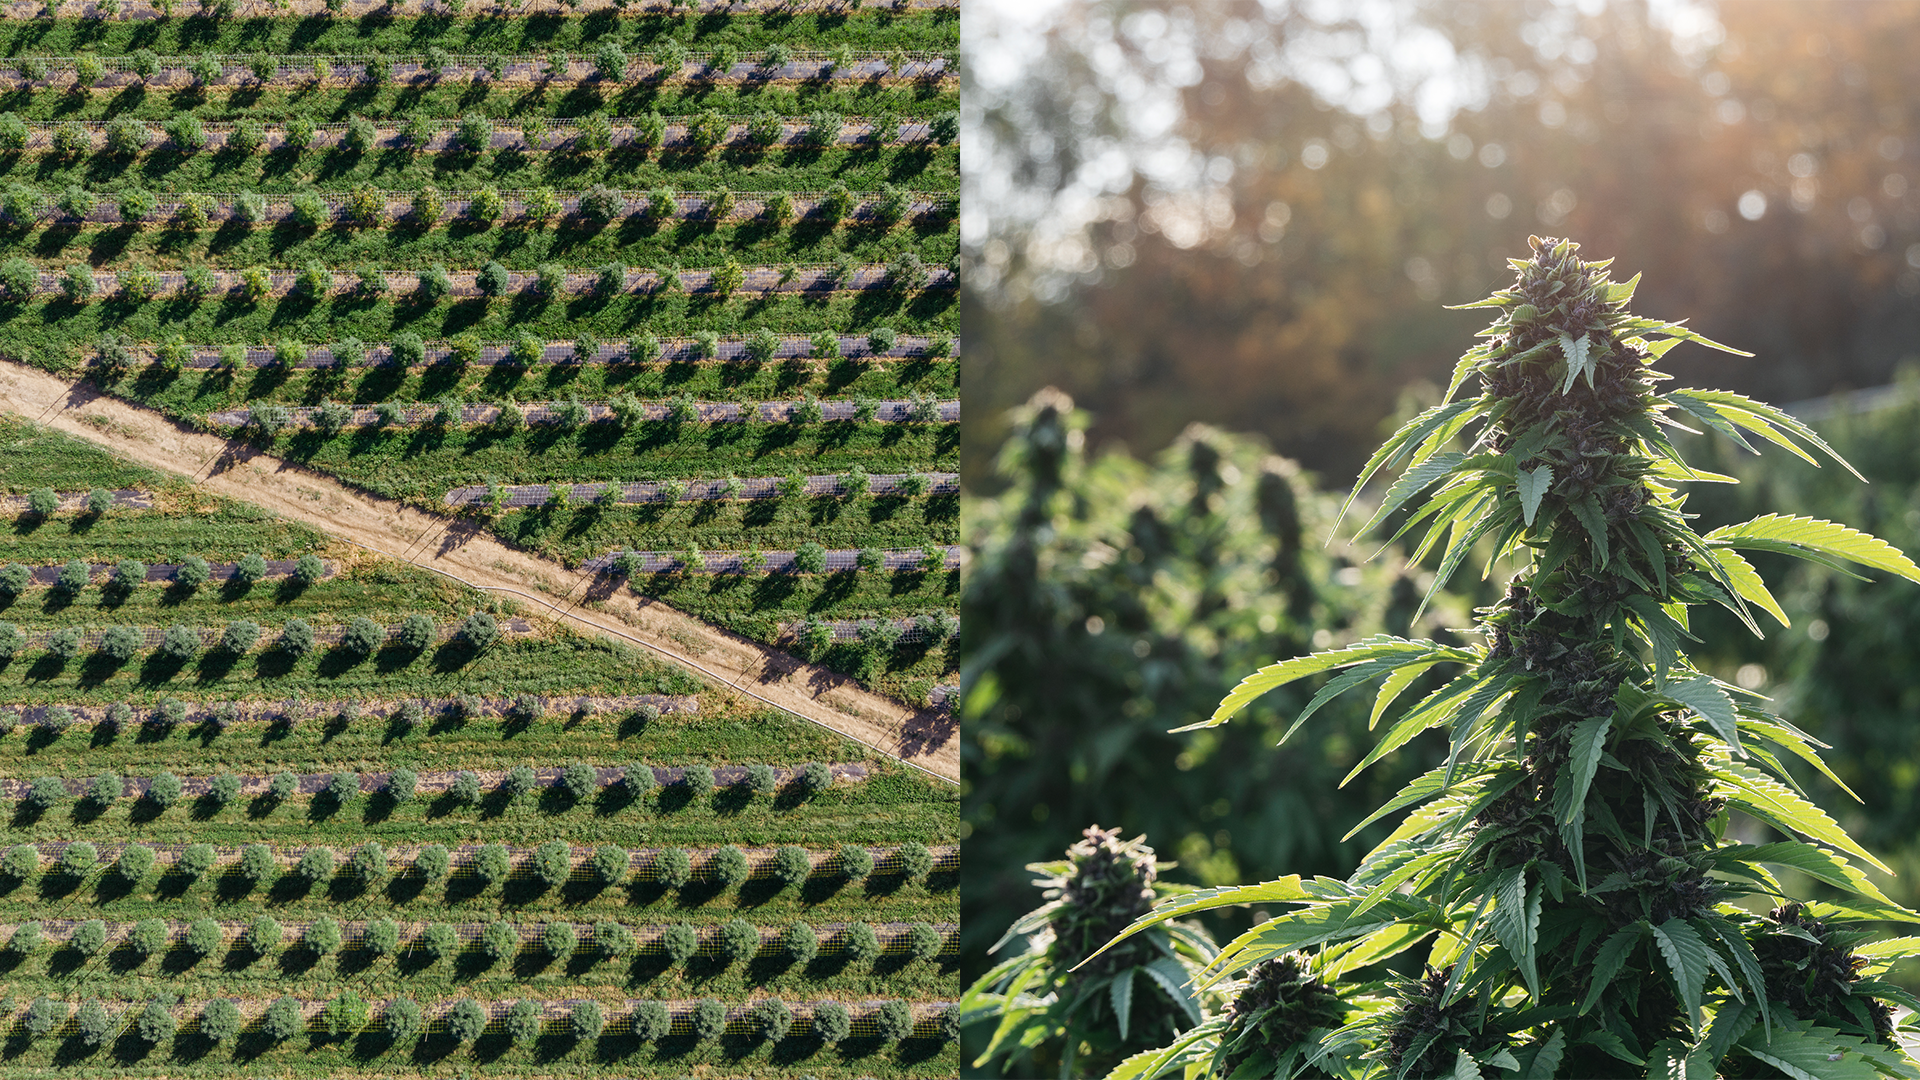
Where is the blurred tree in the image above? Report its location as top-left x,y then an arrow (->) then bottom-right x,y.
962,388 -> 1486,994
965,1 -> 1920,491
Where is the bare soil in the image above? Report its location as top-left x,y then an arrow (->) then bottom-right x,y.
0,361 -> 958,782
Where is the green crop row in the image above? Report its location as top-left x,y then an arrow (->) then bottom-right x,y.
0,10 -> 958,60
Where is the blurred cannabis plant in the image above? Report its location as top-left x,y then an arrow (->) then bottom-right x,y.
1094,237 -> 1920,1079
961,827 -> 1221,1078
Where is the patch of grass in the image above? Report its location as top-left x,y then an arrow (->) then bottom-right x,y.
0,416 -> 172,493
0,497 -> 326,564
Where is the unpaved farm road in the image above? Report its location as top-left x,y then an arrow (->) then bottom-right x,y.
0,361 -> 958,783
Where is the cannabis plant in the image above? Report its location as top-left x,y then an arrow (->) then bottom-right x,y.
1097,238 -> 1920,1080
961,827 -> 1220,1078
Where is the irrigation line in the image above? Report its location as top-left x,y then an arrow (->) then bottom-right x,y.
325,533 -> 954,787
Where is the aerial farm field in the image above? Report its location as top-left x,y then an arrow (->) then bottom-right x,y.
0,0 -> 959,1074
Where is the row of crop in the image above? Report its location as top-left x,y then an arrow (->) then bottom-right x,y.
107,330 -> 954,375
1,912 -> 950,962
15,0 -> 955,19
0,555 -> 332,592
583,544 -> 958,575
0,692 -> 696,738
1,487 -> 148,514
5,49 -> 950,92
0,837 -> 946,881
1,760 -> 853,807
0,259 -> 948,306
212,395 -> 955,432
0,994 -> 949,1057
0,611 -> 513,661
0,181 -> 947,230
0,110 -> 956,156
446,472 -> 955,509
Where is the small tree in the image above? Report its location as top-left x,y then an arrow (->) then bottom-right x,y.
202,999 -> 242,1044
692,999 -> 728,1043
814,1001 -> 852,1045
385,998 -> 423,1043
631,1001 -> 670,1043
656,848 -> 693,890
261,996 -> 303,1043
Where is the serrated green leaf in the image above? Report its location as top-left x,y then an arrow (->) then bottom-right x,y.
1351,452 -> 1468,545
1699,913 -> 1772,1033
1735,1024 -> 1883,1080
1558,716 -> 1611,828
1453,1049 -> 1484,1080
1714,842 -> 1902,909
1334,398 -> 1485,539
1666,674 -> 1742,755
1712,762 -> 1895,875
1192,636 -> 1452,731
1343,672 -> 1492,786
1517,464 -> 1553,527
1706,514 -> 1920,586
1559,333 -> 1592,394
1569,492 -> 1610,567
1579,924 -> 1645,1015
1371,661 -> 1440,731
1490,866 -> 1541,999
1140,955 -> 1204,1027
1674,388 -> 1865,480
1608,272 -> 1642,304
1110,967 -> 1134,1041
1651,918 -> 1711,1033
1072,877 -> 1315,971
1707,547 -> 1790,628
1526,1028 -> 1567,1079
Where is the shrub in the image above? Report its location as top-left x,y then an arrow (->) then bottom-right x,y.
536,262 -> 566,297
765,190 -> 795,225
683,763 -> 715,797
595,41 -> 629,81
100,626 -> 142,662
393,612 -> 434,652
183,917 -> 222,958
384,998 -> 422,1043
656,847 -> 693,890
596,263 -> 626,295
450,771 -> 482,807
46,628 -> 83,660
571,999 -> 604,1041
710,845 -> 750,888
896,840 -> 936,880
842,921 -> 881,965
105,115 -> 152,156
343,115 -> 377,154
7,919 -> 41,952
146,771 -> 183,809
52,122 -> 88,156
76,999 -> 114,1047
60,840 -> 99,877
715,918 -> 758,965
412,187 -> 445,227
543,920 -> 577,959
166,113 -> 206,152
185,265 -> 218,298
457,113 -> 492,153
290,190 -> 328,228
339,616 -> 381,656
931,109 -> 961,144
414,844 -> 449,880
874,1000 -> 914,1043
306,916 -> 342,956
280,618 -> 315,656
659,923 -> 700,967
481,920 -> 516,962
349,841 -> 386,883
240,265 -> 271,302
419,923 -> 456,963
630,1000 -> 670,1042
579,183 -> 626,221
524,185 -> 561,222
507,998 -> 541,1045
504,764 -> 537,800
25,997 -> 68,1038
62,262 -> 95,301
267,771 -> 297,801
692,999 -> 727,1042
365,918 -> 399,957
323,991 -> 367,1039
417,264 -> 452,301
261,996 -> 303,1042
578,111 -> 614,153
294,846 -> 334,885
284,114 -> 316,150
533,840 -> 571,888
228,119 -> 264,155
555,762 -> 597,804
209,772 -> 241,804
798,761 -> 834,796
474,842 -> 510,886
907,921 -> 944,962
201,999 -> 242,1044
0,112 -> 26,150
746,763 -> 778,797
813,1001 -> 852,1044
595,920 -> 635,958
239,844 -> 275,885
64,923 -> 110,963
118,844 -> 154,881
0,256 -> 36,300
119,187 -> 158,223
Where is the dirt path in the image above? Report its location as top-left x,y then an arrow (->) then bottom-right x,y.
0,361 -> 958,782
